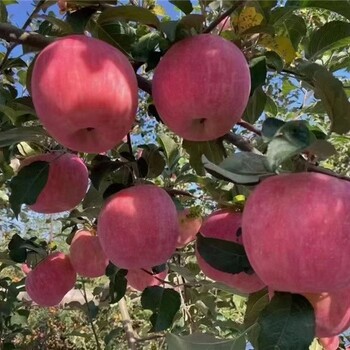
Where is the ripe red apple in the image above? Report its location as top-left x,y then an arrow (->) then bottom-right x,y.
69,230 -> 109,278
127,268 -> 168,292
97,185 -> 179,269
195,209 -> 265,294
177,208 -> 202,248
319,336 -> 340,350
20,152 -> 88,214
242,172 -> 350,293
31,35 -> 138,153
25,252 -> 76,307
152,34 -> 250,141
304,288 -> 350,338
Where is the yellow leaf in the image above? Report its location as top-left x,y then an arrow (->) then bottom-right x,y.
238,6 -> 263,33
259,34 -> 296,65
151,5 -> 166,16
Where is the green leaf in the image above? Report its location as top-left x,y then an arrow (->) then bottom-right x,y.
298,63 -> 350,134
306,21 -> 350,59
265,120 -> 315,170
9,161 -> 50,217
182,140 -> 225,176
38,15 -> 73,35
176,14 -> 205,39
257,292 -> 315,350
262,117 -> 286,140
196,233 -> 252,274
141,286 -> 181,332
0,126 -> 48,147
202,156 -> 263,184
98,6 -> 160,29
166,332 -> 246,350
244,289 -> 270,328
285,0 -> 350,21
0,1 -> 8,23
157,133 -> 179,168
284,14 -> 306,50
169,0 -> 193,14
109,269 -> 127,304
138,145 -> 166,178
249,56 -> 267,94
265,95 -> 278,116
243,86 -> 267,124
265,51 -> 284,72
305,139 -> 337,160
66,6 -> 97,33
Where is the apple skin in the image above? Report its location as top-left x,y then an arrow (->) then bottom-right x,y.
242,172 -> 350,293
195,209 -> 265,294
69,230 -> 109,278
20,152 -> 89,214
318,337 -> 339,350
97,185 -> 179,269
176,208 -> 203,248
25,252 -> 77,307
127,268 -> 168,292
152,34 -> 250,141
31,35 -> 138,153
21,263 -> 31,275
304,289 -> 350,338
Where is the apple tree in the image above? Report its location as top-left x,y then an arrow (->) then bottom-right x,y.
0,0 -> 350,349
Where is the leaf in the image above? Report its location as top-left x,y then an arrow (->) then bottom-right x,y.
98,6 -> 160,29
0,1 -> 8,23
141,286 -> 181,332
0,126 -> 48,148
176,14 -> 205,38
66,6 -> 97,33
166,332 -> 246,350
202,156 -> 263,184
243,86 -> 267,124
138,145 -> 166,178
169,0 -> 193,15
109,269 -> 127,304
284,14 -> 307,50
307,21 -> 350,59
157,133 -> 179,168
257,292 -> 315,350
305,139 -> 337,160
265,51 -> 284,72
262,117 -> 286,140
9,161 -> 50,217
237,6 -> 264,33
249,56 -> 267,94
265,95 -> 278,116
266,121 -> 315,170
244,289 -> 270,328
182,140 -> 226,176
38,15 -> 73,34
298,63 -> 350,134
196,233 -> 252,275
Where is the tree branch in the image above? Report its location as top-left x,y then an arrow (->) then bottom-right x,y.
118,298 -> 138,350
203,0 -> 245,34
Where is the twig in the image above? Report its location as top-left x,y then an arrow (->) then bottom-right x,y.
203,0 -> 245,34
118,298 -> 138,350
237,120 -> 262,136
222,132 -> 259,153
81,280 -> 102,350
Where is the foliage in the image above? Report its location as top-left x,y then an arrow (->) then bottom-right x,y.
0,0 -> 349,349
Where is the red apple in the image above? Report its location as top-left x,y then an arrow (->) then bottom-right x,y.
127,268 -> 168,292
25,252 -> 76,307
97,185 -> 179,269
319,336 -> 340,350
242,172 -> 350,293
304,288 -> 350,338
177,208 -> 202,248
69,230 -> 109,278
20,152 -> 89,214
196,209 -> 265,294
152,34 -> 250,141
31,35 -> 138,153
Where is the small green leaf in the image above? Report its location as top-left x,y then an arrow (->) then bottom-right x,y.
265,51 -> 284,72
244,289 -> 270,328
38,15 -> 73,34
169,0 -> 193,14
249,56 -> 267,94
298,63 -> 350,134
109,269 -> 127,304
98,6 -> 160,29
243,86 -> 267,124
176,14 -> 204,39
141,286 -> 181,332
9,161 -> 50,217
183,139 -> 225,176
257,292 -> 315,350
284,14 -> 306,50
265,121 -> 315,170
0,1 -> 8,23
166,332 -> 245,350
66,7 -> 97,33
0,126 -> 48,148
306,139 -> 337,160
262,117 -> 286,140
307,21 -> 350,59
196,233 -> 252,275
158,133 -> 179,168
